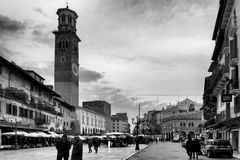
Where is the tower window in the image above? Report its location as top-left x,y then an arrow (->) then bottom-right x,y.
66,41 -> 68,48
60,57 -> 65,63
58,42 -> 61,48
62,14 -> 65,24
68,16 -> 71,24
58,40 -> 68,49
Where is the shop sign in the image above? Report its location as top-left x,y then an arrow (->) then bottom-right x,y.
221,94 -> 232,102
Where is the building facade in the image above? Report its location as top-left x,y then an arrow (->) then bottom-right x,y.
53,6 -> 81,106
0,6 -> 110,147
0,56 -> 71,145
83,101 -> 111,133
162,111 -> 202,140
54,98 -> 80,135
111,113 -> 130,133
75,107 -> 105,135
203,0 -> 240,152
161,98 -> 203,140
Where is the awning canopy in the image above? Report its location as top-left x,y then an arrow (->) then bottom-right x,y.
208,116 -> 240,129
36,131 -> 51,137
2,131 -> 30,137
28,132 -> 40,137
105,132 -> 126,136
49,131 -> 60,138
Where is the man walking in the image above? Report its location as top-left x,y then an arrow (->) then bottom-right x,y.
56,134 -> 72,160
88,138 -> 93,153
185,134 -> 193,160
93,137 -> 101,153
71,136 -> 83,160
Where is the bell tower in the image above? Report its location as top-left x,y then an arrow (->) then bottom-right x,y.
53,6 -> 80,106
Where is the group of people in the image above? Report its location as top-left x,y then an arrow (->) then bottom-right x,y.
87,137 -> 101,153
56,135 -> 102,160
56,134 -> 83,160
184,134 -> 201,160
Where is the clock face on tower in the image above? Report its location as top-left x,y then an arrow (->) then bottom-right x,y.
72,62 -> 79,77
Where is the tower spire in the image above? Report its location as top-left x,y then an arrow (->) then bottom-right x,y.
66,0 -> 69,9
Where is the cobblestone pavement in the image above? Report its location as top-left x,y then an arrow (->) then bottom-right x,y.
127,142 -> 240,160
0,144 -> 148,160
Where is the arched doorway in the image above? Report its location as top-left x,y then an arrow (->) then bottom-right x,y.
180,131 -> 187,140
188,131 -> 195,138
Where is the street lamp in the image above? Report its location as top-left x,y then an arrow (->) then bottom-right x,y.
132,116 -> 140,150
14,118 -> 18,150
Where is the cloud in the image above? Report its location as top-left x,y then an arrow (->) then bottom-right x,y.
19,60 -> 54,85
33,7 -> 49,17
0,14 -> 26,35
80,67 -> 104,83
0,43 -> 24,60
31,24 -> 54,47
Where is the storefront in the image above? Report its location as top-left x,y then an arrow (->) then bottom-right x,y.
207,116 -> 240,152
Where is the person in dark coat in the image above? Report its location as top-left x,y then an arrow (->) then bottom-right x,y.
192,138 -> 201,159
88,138 -> 93,153
71,136 -> 83,160
93,137 -> 101,153
185,134 -> 193,159
56,134 -> 72,160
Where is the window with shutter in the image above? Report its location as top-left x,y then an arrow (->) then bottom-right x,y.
6,103 -> 12,114
230,35 -> 238,59
24,109 -> 28,118
234,96 -> 240,113
12,105 -> 17,116
232,66 -> 239,89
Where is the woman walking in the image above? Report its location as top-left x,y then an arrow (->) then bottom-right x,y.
192,137 -> 201,159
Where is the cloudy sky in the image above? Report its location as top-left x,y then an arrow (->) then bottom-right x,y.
0,0 -> 219,122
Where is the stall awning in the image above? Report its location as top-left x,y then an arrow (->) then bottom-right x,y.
2,131 -> 30,137
28,132 -> 40,137
48,131 -> 60,138
36,131 -> 50,137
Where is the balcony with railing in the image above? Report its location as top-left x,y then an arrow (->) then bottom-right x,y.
0,87 -> 28,104
34,117 -> 47,125
229,38 -> 238,67
36,102 -> 63,117
228,16 -> 238,39
203,96 -> 217,121
216,111 -> 226,123
212,64 -> 230,95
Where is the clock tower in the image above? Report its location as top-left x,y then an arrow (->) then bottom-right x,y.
53,6 -> 80,106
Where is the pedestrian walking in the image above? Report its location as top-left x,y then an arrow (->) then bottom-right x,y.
185,134 -> 193,159
71,136 -> 83,160
56,134 -> 72,160
88,138 -> 93,153
93,137 -> 101,153
192,138 -> 201,159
